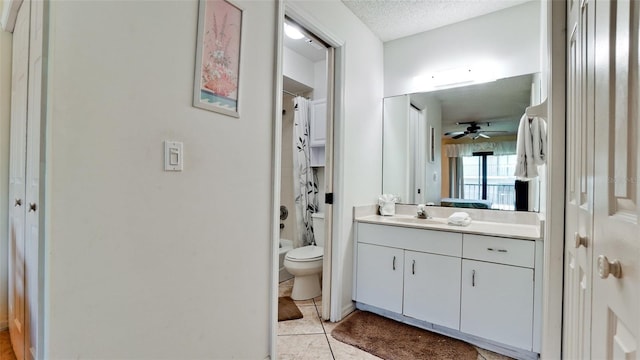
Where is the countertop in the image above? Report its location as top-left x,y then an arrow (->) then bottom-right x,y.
354,214 -> 542,240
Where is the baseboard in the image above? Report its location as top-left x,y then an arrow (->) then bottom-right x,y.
0,320 -> 8,331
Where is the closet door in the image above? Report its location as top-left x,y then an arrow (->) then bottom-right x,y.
591,0 -> 640,357
24,0 -> 46,358
563,0 -> 595,358
8,2 -> 30,360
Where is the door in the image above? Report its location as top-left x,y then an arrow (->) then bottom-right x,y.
24,0 -> 45,357
355,243 -> 404,313
403,250 -> 460,330
590,0 -> 640,357
460,260 -> 534,350
563,0 -> 595,357
8,2 -> 30,359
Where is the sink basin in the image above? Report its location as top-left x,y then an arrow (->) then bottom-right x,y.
383,216 -> 445,225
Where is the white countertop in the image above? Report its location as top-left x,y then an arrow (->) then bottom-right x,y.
355,214 -> 542,240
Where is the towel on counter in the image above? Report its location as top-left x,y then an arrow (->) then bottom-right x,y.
514,114 -> 547,179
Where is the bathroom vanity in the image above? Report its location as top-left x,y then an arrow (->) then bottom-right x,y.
352,205 -> 543,360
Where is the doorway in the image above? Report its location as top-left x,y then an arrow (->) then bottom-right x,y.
277,15 -> 334,317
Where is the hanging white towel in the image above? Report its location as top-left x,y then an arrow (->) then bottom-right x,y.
531,117 -> 547,165
514,114 -> 548,180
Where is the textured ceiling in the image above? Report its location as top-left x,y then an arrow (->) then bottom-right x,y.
342,0 -> 531,42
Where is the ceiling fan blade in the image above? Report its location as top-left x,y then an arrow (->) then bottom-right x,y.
479,130 -> 508,134
444,131 -> 465,136
477,133 -> 490,139
452,133 -> 467,139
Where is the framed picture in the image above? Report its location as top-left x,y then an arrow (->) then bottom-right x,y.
193,0 -> 243,117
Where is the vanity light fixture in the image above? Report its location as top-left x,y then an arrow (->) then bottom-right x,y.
284,23 -> 304,40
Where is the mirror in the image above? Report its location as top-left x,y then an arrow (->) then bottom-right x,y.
383,73 -> 542,211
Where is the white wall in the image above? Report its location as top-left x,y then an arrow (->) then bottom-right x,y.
283,46 -> 315,89
0,0 -> 11,330
384,1 -> 541,97
313,59 -> 327,100
44,1 -> 275,358
288,0 -> 384,318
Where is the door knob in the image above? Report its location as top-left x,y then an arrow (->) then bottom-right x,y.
28,203 -> 37,212
14,199 -> 22,207
574,232 -> 588,248
597,255 -> 622,279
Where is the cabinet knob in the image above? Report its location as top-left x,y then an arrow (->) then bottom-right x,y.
472,270 -> 476,287
574,232 -> 588,248
597,255 -> 622,279
29,203 -> 37,212
412,260 -> 416,275
392,256 -> 396,270
14,198 -> 22,207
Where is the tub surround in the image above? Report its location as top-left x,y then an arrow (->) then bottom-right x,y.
353,204 -> 543,240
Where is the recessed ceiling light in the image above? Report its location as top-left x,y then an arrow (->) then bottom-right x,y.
284,23 -> 304,40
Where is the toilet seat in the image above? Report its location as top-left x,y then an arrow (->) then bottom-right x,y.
285,245 -> 323,262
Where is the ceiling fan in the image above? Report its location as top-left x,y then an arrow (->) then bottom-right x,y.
444,121 -> 506,140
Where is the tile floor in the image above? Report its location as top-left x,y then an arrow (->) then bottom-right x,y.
277,279 -> 513,360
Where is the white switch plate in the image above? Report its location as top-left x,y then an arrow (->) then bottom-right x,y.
164,141 -> 183,171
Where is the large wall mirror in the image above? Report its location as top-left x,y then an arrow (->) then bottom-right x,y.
383,73 -> 543,212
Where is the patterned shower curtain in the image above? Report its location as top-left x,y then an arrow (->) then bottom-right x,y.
293,96 -> 319,247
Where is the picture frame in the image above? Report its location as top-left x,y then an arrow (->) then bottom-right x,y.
193,0 -> 243,118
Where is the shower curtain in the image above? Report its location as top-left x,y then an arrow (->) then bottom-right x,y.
292,96 -> 319,247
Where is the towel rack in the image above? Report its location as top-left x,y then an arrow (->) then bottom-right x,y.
526,98 -> 548,120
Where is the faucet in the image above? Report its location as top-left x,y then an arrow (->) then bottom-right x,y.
416,204 -> 431,219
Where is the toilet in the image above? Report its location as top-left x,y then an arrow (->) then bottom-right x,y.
284,213 -> 324,300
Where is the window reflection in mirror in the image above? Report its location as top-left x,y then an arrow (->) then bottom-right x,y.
382,73 -> 542,212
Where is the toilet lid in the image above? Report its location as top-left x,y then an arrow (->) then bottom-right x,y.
286,245 -> 324,261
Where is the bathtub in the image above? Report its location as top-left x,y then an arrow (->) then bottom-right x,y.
279,239 -> 293,283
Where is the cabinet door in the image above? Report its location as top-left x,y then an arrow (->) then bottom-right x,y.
404,251 -> 461,330
461,260 -> 534,350
355,243 -> 404,313
309,99 -> 326,146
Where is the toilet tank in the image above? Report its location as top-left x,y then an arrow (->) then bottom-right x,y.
311,212 -> 325,247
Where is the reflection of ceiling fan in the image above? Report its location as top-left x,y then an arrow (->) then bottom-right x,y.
444,121 -> 507,140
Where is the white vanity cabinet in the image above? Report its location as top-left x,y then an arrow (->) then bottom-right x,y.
355,223 -> 463,329
354,220 -> 542,359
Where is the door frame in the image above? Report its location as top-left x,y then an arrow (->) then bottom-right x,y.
543,0 -> 567,358
270,0 -> 347,357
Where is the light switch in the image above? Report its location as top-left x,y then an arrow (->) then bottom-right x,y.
164,141 -> 183,171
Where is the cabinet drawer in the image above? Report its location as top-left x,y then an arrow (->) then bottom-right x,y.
463,234 -> 535,268
357,223 -> 462,257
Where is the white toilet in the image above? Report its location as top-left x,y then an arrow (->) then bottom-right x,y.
284,213 -> 324,300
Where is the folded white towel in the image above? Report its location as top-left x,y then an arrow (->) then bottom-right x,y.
448,212 -> 471,226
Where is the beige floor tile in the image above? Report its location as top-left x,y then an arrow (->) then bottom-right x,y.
475,347 -> 515,360
278,305 -> 324,335
327,335 -> 382,360
279,279 -> 293,298
277,334 -> 334,360
294,297 -> 316,306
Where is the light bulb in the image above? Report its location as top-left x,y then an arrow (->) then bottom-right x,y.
284,23 -> 304,40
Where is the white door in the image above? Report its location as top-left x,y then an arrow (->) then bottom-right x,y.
563,0 -> 595,357
403,250 -> 460,330
590,0 -> 640,357
8,2 -> 30,359
24,0 -> 45,357
355,243 -> 404,313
